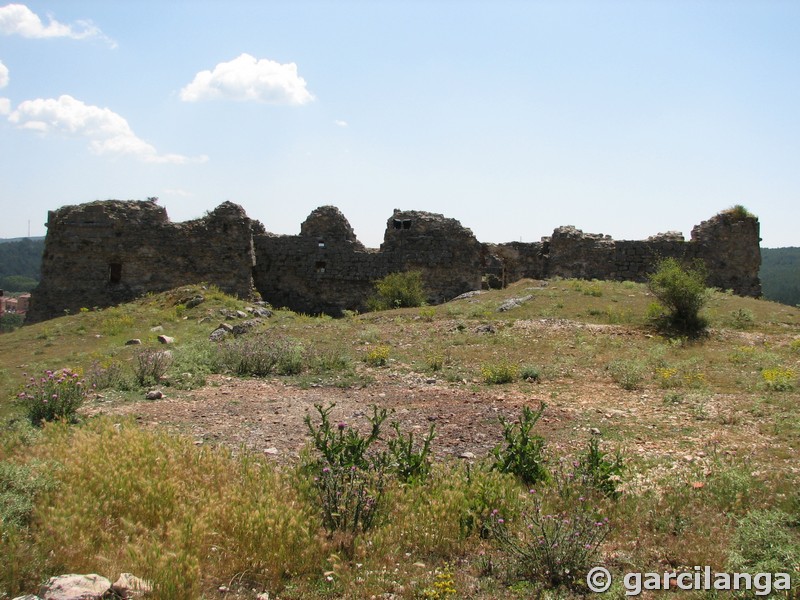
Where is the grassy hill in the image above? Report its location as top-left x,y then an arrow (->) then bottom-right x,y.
1,280 -> 799,598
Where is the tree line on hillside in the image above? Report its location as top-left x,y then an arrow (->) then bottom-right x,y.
760,247 -> 800,307
0,238 -> 45,292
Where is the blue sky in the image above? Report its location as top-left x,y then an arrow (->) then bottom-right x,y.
1,1 -> 798,248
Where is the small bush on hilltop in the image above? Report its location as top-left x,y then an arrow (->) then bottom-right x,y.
367,270 -> 427,311
647,257 -> 710,337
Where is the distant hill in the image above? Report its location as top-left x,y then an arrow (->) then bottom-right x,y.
0,236 -> 45,244
760,247 -> 800,307
0,237 -> 45,292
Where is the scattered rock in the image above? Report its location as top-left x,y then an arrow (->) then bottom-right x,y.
209,323 -> 233,341
124,339 -> 142,346
183,295 -> 205,309
590,427 -> 601,435
232,319 -> 261,336
11,595 -> 41,600
474,324 -> 496,334
459,451 -> 476,459
39,574 -> 111,600
498,295 -> 532,312
157,335 -> 174,344
150,325 -> 164,332
252,307 -> 273,318
264,447 -> 279,455
452,290 -> 483,301
256,594 -> 270,600
145,390 -> 163,400
235,310 -> 248,319
111,573 -> 152,599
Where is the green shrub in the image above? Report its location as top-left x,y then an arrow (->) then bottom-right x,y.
133,348 -> 173,387
647,257 -> 710,337
488,484 -> 610,590
481,361 -> 519,384
387,421 -> 436,484
726,308 -> 755,330
761,367 -> 796,392
727,509 -> 800,588
217,334 -> 306,377
0,313 -> 24,333
363,345 -> 390,367
16,368 -> 88,425
303,404 -> 389,538
86,358 -> 130,391
0,460 -> 55,528
492,403 -> 549,486
607,358 -> 646,390
520,365 -> 541,382
367,270 -> 427,311
577,437 -> 624,499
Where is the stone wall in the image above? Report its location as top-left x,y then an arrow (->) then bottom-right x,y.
487,207 -> 761,296
27,200 -> 255,322
27,201 -> 761,322
252,207 -> 483,315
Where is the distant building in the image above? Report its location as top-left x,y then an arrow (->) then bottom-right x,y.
16,293 -> 30,314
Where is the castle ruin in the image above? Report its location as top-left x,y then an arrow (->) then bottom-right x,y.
26,200 -> 761,322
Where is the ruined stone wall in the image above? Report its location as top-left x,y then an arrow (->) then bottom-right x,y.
28,200 -> 761,322
379,210 -> 484,304
252,206 -> 483,314
252,207 -> 381,315
487,209 -> 761,296
27,200 -> 254,322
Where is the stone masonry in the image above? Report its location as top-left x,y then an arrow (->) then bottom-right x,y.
27,201 -> 761,322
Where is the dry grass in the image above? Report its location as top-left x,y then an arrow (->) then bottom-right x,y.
1,279 -> 799,598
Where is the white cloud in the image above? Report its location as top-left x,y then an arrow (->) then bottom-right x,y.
0,58 -> 8,88
0,3 -> 116,47
180,53 -> 314,105
8,94 -> 206,164
334,119 -> 348,127
0,97 -> 9,115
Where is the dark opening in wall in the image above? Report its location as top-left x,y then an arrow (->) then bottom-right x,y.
108,263 -> 122,284
393,219 -> 412,230
315,261 -> 326,274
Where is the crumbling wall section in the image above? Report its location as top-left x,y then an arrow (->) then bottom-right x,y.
27,200 -> 254,322
380,210 -> 484,304
252,207 -> 381,315
252,206 -> 484,314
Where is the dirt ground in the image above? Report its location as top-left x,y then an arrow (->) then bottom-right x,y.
88,364 -> 780,478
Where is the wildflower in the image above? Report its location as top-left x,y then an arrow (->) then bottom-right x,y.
337,422 -> 347,430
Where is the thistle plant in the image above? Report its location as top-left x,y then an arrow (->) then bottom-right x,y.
304,403 -> 389,536
492,403 -> 549,486
488,489 -> 610,590
17,368 -> 89,425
